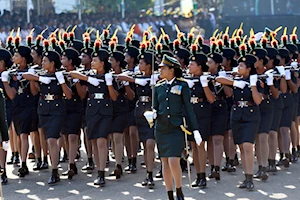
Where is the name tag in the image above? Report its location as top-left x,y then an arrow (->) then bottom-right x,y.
170,85 -> 182,95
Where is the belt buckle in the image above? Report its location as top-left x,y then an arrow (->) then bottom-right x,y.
140,96 -> 149,102
17,87 -> 23,95
45,93 -> 54,101
94,93 -> 104,99
190,97 -> 198,104
239,101 -> 248,108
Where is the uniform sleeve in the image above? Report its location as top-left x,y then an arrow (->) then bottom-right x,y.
181,82 -> 198,131
0,90 -> 8,141
153,86 -> 158,110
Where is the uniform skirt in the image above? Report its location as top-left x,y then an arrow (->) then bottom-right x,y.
136,116 -> 154,142
127,109 -> 136,127
188,116 -> 211,142
110,113 -> 128,133
270,109 -> 282,132
280,94 -> 294,128
155,123 -> 185,158
210,100 -> 228,136
293,94 -> 298,121
61,112 -> 83,135
0,96 -> 9,141
13,106 -> 34,135
231,119 -> 259,145
39,115 -> 64,139
86,114 -> 112,140
258,100 -> 273,133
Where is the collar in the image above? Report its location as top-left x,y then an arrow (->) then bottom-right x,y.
166,77 -> 176,85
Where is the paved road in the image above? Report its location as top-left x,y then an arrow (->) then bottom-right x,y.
3,147 -> 300,200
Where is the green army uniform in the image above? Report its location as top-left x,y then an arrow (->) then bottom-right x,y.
153,55 -> 198,157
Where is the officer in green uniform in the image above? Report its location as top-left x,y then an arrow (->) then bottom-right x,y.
153,54 -> 202,200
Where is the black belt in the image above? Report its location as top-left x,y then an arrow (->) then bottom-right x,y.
262,94 -> 270,100
215,96 -> 225,100
89,93 -> 110,100
40,94 -> 63,101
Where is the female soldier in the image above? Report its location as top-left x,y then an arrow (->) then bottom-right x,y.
22,47 -> 72,184
109,43 -> 134,179
2,42 -> 35,177
216,53 -> 262,190
70,45 -> 118,187
206,45 -> 232,180
185,50 -> 215,188
118,50 -> 158,188
0,48 -> 15,184
60,48 -> 86,179
153,54 -> 201,200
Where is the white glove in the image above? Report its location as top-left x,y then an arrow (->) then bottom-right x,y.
153,109 -> 157,120
193,130 -> 202,146
150,74 -> 159,85
250,74 -> 258,87
105,73 -> 113,86
184,79 -> 196,88
285,69 -> 291,80
233,80 -> 248,89
87,77 -> 101,86
73,78 -> 79,83
266,72 -> 274,86
135,78 -> 149,86
55,71 -> 65,84
2,141 -> 9,151
291,61 -> 298,69
200,75 -> 209,87
218,71 -> 227,77
1,71 -> 9,82
123,81 -> 129,86
28,68 -> 35,74
276,66 -> 285,76
38,76 -> 52,84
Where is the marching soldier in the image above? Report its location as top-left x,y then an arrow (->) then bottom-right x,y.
153,54 -> 202,200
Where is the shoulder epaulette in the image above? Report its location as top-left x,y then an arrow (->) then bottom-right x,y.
176,77 -> 186,82
155,79 -> 166,86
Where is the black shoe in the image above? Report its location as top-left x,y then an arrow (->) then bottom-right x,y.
28,152 -> 35,160
233,154 -> 239,166
81,162 -> 95,171
208,165 -> 214,178
221,163 -> 229,172
141,178 -> 148,186
48,173 -> 60,184
155,169 -> 163,178
41,162 -> 49,170
131,157 -> 137,173
191,177 -> 200,187
148,177 -> 155,188
59,154 -> 68,163
1,171 -> 7,184
199,177 -> 207,189
114,165 -> 122,179
33,161 -> 42,171
253,166 -> 262,179
94,176 -> 105,187
106,155 -> 110,165
282,158 -> 289,168
14,155 -> 20,165
18,166 -> 29,177
260,167 -> 268,181
211,166 -> 220,181
291,153 -> 298,163
180,158 -> 187,172
246,174 -> 254,191
239,180 -> 247,188
167,191 -> 174,200
7,154 -> 14,165
125,158 -> 132,172
140,161 -> 146,166
176,187 -> 184,200
75,150 -> 81,160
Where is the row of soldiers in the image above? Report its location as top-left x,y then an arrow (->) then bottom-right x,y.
0,23 -> 300,198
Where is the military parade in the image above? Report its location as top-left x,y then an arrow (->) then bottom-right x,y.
2,0 -> 300,199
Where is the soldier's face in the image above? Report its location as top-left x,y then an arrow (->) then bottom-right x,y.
125,53 -> 133,64
81,53 -> 91,66
138,59 -> 147,72
109,57 -> 119,70
42,57 -> 52,71
31,50 -> 40,65
13,53 -> 22,65
207,58 -> 217,72
159,66 -> 172,79
91,57 -> 104,72
188,61 -> 200,75
265,57 -> 274,70
238,62 -> 250,76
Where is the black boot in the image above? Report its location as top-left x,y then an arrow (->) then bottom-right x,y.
192,173 -> 201,187
227,159 -> 236,172
276,152 -> 284,166
131,157 -> 137,173
7,152 -> 15,165
114,164 -> 122,179
167,191 -> 174,200
59,150 -> 68,163
156,164 -> 163,178
180,158 -> 187,172
266,159 -> 272,172
147,171 -> 154,188
1,169 -> 7,184
239,174 -> 247,189
291,148 -> 298,163
125,158 -> 132,172
94,170 -> 105,187
253,165 -> 262,179
18,162 -> 29,177
208,165 -> 214,178
222,157 -> 229,171
246,174 -> 254,191
82,157 -> 94,171
48,169 -> 60,184
282,153 -> 290,168
269,159 -> 277,173
260,167 -> 268,181
212,166 -> 220,180
41,156 -> 49,169
14,152 -> 20,165
199,173 -> 207,189
297,145 -> 300,157
233,154 -> 239,166
63,163 -> 77,179
142,171 -> 149,186
176,187 -> 184,200
33,157 -> 42,171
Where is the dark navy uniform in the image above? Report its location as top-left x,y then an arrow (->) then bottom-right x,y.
187,80 -> 212,141
38,74 -> 66,139
12,74 -> 35,135
61,78 -> 84,135
231,78 -> 260,144
257,78 -> 273,133
270,79 -> 284,131
291,72 -> 299,121
210,81 -> 228,136
280,74 -> 295,128
0,88 -> 9,141
110,79 -> 129,133
86,75 -> 113,140
134,81 -> 154,142
154,78 -> 198,157
127,68 -> 138,127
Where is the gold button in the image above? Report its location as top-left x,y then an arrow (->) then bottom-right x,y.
142,90 -> 145,92
167,107 -> 169,109
241,91 -> 243,93
89,104 -> 91,106
48,87 -> 50,89
27,95 -> 29,98
166,98 -> 168,100
121,99 -> 123,102
284,95 -> 286,99
166,90 -> 169,92
241,98 -> 243,100
97,101 -> 100,103
250,109 -> 253,112
47,101 -> 49,103
106,104 -> 108,106
74,99 -> 76,101
267,100 -> 269,103
142,103 -> 145,105
98,86 -> 101,88
201,105 -> 203,108
88,98 -> 90,100
40,103 -> 42,106
234,108 -> 236,110
56,104 -> 58,107
193,95 -> 195,97
234,87 -> 236,89
167,115 -> 170,118
193,87 -> 195,90
136,105 -> 139,107
219,104 -> 222,107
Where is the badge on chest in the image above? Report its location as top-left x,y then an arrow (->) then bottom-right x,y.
170,85 -> 182,95
17,86 -> 24,94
